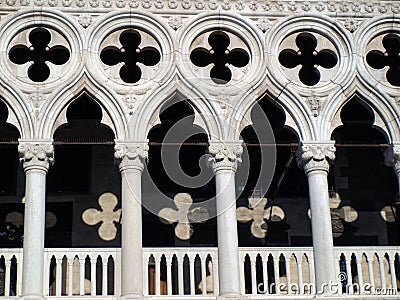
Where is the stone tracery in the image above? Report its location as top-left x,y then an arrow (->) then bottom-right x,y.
0,4 -> 399,300
100,29 -> 161,83
9,28 -> 70,82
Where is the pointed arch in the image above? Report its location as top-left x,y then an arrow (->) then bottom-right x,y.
231,89 -> 313,141
322,78 -> 400,142
38,72 -> 127,140
131,75 -> 223,141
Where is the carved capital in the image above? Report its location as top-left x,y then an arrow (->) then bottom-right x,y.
296,141 -> 335,174
208,141 -> 243,173
114,141 -> 148,172
384,144 -> 400,176
18,141 -> 54,171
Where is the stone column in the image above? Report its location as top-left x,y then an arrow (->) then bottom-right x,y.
18,141 -> 54,300
114,141 -> 148,299
208,141 -> 243,299
296,141 -> 337,295
384,143 -> 400,221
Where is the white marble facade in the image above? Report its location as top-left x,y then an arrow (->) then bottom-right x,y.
0,0 -> 400,299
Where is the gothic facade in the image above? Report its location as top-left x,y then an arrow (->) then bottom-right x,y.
0,0 -> 399,299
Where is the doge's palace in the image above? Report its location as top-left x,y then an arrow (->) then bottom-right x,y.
0,0 -> 399,299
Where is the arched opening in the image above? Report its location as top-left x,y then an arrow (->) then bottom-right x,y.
48,94 -> 119,247
237,97 -> 309,246
143,100 -> 216,247
330,97 -> 398,245
0,99 -> 24,249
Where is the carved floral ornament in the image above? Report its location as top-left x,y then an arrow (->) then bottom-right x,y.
114,142 -> 149,170
18,143 -> 54,169
208,142 -> 243,171
296,142 -> 336,174
2,0 -> 398,14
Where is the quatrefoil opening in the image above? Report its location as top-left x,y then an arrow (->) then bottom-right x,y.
190,31 -> 250,84
158,193 -> 209,240
9,28 -> 70,82
366,34 -> 400,87
100,29 -> 161,83
278,33 -> 337,86
82,192 -> 121,241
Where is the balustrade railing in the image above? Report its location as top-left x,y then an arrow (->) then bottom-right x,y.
0,247 -> 399,298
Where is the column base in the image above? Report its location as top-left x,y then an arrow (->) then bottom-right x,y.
217,293 -> 247,299
119,293 -> 146,300
19,295 -> 44,300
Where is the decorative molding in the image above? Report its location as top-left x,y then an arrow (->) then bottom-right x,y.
1,0 -> 397,15
158,193 -> 209,240
82,192 -> 121,241
18,142 -> 54,171
296,141 -> 336,174
168,15 -> 183,30
256,18 -> 270,32
307,96 -> 322,117
123,93 -> 142,115
78,14 -> 93,28
208,141 -> 243,173
114,141 -> 149,172
343,18 -> 359,33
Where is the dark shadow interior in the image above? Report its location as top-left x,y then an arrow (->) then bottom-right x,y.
237,97 -> 309,247
331,97 -> 398,245
144,100 -> 216,247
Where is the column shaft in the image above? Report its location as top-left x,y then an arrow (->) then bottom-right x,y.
120,168 -> 143,297
296,141 -> 336,295
22,168 -> 47,298
215,170 -> 240,296
18,141 -> 53,300
115,142 -> 147,299
307,170 -> 336,292
208,141 -> 243,298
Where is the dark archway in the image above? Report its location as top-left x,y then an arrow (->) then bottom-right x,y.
143,100 -> 216,247
237,97 -> 309,247
48,94 -> 119,248
331,97 -> 398,245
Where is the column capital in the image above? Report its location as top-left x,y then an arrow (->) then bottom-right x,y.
296,141 -> 335,175
18,140 -> 54,172
208,141 -> 243,173
114,140 -> 148,172
384,143 -> 400,176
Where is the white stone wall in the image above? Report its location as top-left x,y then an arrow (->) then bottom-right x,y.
0,1 -> 398,145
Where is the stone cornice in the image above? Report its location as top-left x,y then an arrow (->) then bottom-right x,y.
2,0 -> 399,16
18,140 -> 54,172
296,141 -> 335,175
114,140 -> 149,172
208,140 -> 243,173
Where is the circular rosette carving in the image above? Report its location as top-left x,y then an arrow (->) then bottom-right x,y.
278,32 -> 339,86
365,33 -> 400,87
7,27 -> 71,85
189,30 -> 250,84
99,28 -> 162,84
